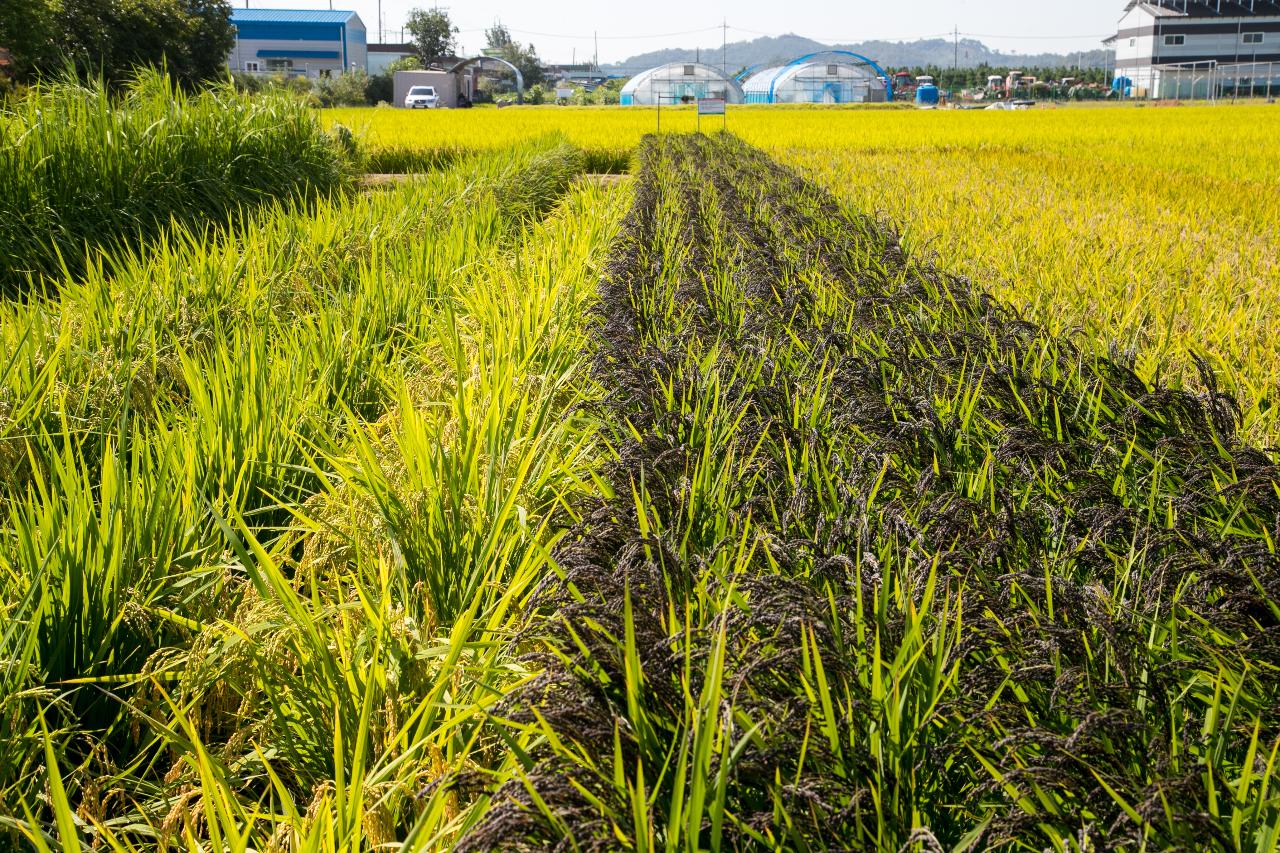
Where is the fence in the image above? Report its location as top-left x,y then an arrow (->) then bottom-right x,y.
1149,60 -> 1280,101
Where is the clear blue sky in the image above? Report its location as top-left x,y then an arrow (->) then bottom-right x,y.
246,0 -> 1127,63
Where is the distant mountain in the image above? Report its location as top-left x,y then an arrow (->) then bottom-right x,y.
603,35 -> 1109,76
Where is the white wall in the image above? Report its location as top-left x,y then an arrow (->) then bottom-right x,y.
228,15 -> 366,78
393,70 -> 459,107
368,50 -> 414,76
230,39 -> 346,77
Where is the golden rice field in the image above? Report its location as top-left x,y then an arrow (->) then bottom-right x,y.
328,103 -> 1280,443
6,85 -> 1279,850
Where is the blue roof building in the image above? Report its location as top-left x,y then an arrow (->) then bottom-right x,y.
229,9 -> 367,77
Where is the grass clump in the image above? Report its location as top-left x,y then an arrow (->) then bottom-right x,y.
0,135 -> 630,848
0,70 -> 353,295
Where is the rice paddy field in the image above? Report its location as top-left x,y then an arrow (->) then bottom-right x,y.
2,87 -> 1278,851
331,103 -> 1280,445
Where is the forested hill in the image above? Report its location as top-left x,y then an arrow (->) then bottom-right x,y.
603,34 -> 1109,74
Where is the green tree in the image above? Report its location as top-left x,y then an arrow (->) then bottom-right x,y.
384,55 -> 423,74
406,8 -> 457,63
0,0 -> 62,79
18,0 -> 231,85
484,21 -> 543,88
485,23 -> 512,49
182,0 -> 236,82
366,55 -> 420,105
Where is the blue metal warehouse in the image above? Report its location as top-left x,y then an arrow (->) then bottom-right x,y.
742,51 -> 892,104
228,9 -> 367,78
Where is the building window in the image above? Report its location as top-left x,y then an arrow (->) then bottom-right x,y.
319,69 -> 332,78
1243,32 -> 1264,45
1164,34 -> 1185,46
683,64 -> 695,76
265,58 -> 293,72
244,60 -> 260,72
1129,38 -> 1136,47
827,64 -> 839,75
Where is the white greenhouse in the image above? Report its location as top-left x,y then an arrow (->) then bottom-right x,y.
619,62 -> 745,106
742,52 -> 892,104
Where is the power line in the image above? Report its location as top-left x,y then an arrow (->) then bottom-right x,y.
448,22 -> 1108,47
959,31 -> 1114,40
453,24 -> 723,41
727,24 -> 956,43
409,15 -> 1114,65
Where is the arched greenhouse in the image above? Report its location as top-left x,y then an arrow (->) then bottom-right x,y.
742,52 -> 892,104
619,62 -> 744,106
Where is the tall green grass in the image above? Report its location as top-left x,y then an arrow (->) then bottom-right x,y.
1,133 -> 627,847
0,70 -> 352,296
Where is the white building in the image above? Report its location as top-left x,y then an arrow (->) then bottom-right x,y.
1111,1 -> 1280,98
367,43 -> 416,76
228,9 -> 367,78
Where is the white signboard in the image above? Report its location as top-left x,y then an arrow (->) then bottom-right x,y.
556,87 -> 575,99
697,97 -> 726,115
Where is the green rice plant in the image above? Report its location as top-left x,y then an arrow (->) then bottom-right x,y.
10,84 -> 1280,851
0,70 -> 352,295
457,133 -> 1280,852
0,120 -> 629,846
325,103 -> 1280,445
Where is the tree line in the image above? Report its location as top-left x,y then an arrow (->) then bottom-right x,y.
402,11 -> 546,87
0,0 -> 234,86
0,3 -> 546,95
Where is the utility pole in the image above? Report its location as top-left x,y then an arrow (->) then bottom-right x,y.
1233,18 -> 1242,102
377,0 -> 381,43
722,18 -> 728,75
953,25 -> 959,72
594,31 -> 599,71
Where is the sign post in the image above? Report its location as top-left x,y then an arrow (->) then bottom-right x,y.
696,97 -> 726,133
656,92 -> 681,135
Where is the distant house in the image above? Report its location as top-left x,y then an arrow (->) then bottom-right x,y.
229,9 -> 367,78
367,43 -> 416,76
1111,0 -> 1280,97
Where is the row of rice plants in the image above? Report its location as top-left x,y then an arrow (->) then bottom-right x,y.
1,137 -> 630,848
0,71 -> 353,296
783,139 -> 1280,446
452,133 -> 1279,850
327,105 -> 1280,448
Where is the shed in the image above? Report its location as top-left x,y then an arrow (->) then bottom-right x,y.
368,43 -> 416,76
393,70 -> 459,107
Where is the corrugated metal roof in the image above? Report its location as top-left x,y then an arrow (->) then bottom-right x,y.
1129,0 -> 1280,16
230,9 -> 358,24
